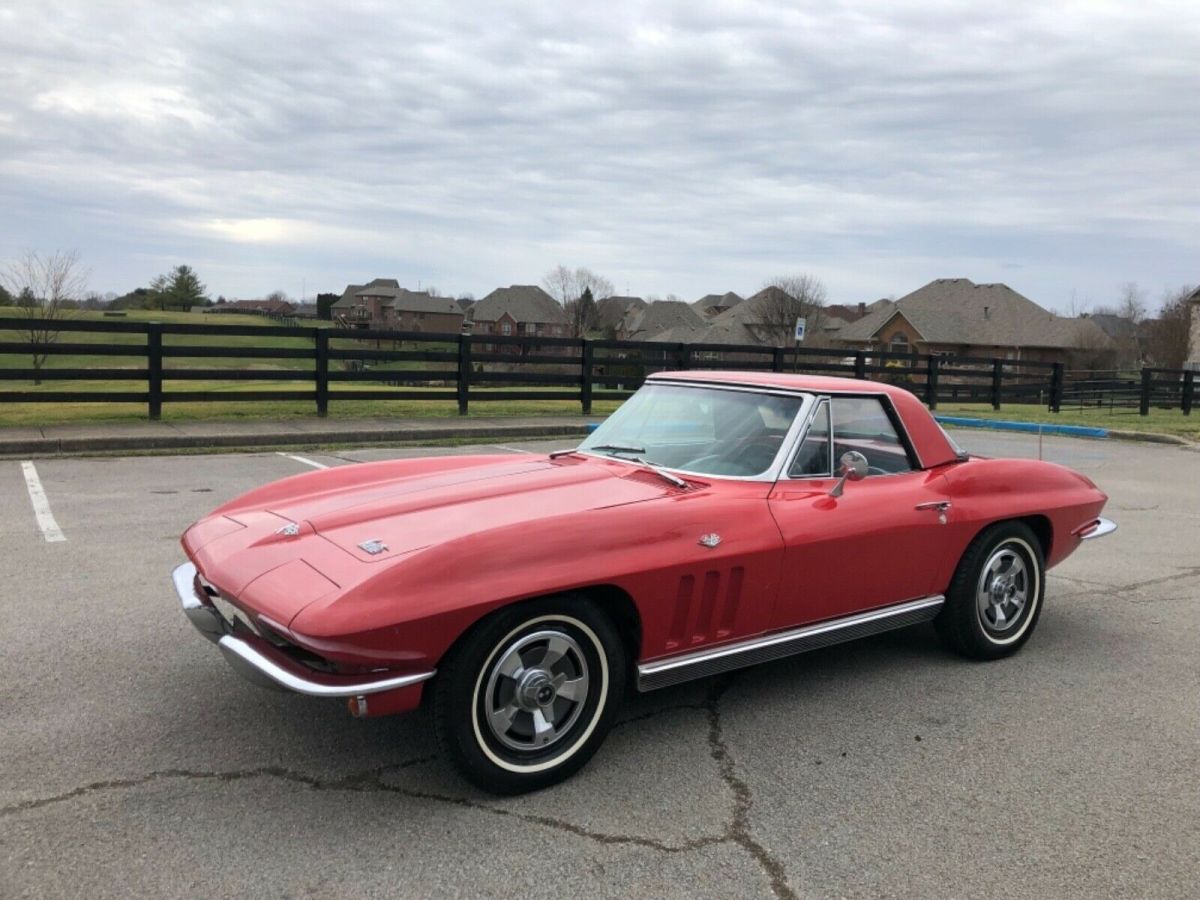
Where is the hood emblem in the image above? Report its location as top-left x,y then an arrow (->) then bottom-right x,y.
274,523 -> 300,537
698,533 -> 722,549
358,538 -> 388,556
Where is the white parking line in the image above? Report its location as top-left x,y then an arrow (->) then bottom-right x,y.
276,452 -> 329,470
20,461 -> 66,543
491,445 -> 535,454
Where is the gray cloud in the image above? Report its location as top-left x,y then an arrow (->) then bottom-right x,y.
1,0 -> 1197,309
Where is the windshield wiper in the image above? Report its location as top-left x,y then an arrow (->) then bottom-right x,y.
586,443 -> 647,457
632,457 -> 688,489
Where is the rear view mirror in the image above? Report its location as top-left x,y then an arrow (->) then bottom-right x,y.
829,451 -> 868,498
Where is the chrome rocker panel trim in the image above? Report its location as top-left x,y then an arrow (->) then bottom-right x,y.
1079,517 -> 1117,540
636,595 -> 945,692
173,562 -> 435,698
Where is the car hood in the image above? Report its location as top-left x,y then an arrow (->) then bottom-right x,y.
265,456 -> 679,563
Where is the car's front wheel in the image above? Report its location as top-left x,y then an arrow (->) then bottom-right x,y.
432,597 -> 625,794
936,521 -> 1046,660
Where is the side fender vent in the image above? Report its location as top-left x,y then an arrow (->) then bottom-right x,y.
665,567 -> 744,651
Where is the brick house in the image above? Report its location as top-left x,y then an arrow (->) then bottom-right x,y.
331,279 -> 464,333
835,278 -> 1112,365
468,286 -> 570,348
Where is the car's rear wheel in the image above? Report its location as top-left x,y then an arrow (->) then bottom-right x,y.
935,521 -> 1045,660
432,596 -> 625,794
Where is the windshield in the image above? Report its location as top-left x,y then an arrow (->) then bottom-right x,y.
578,383 -> 805,477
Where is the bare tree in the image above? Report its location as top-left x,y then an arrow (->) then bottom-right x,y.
1142,285 -> 1195,369
541,265 -> 615,337
1090,283 -> 1149,369
1,250 -> 88,384
1070,320 -> 1118,371
1115,282 -> 1147,324
750,274 -> 829,347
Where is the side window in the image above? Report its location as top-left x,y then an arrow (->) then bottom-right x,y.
788,401 -> 831,477
830,397 -> 913,474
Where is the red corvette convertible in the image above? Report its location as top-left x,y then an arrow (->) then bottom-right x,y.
174,372 -> 1114,793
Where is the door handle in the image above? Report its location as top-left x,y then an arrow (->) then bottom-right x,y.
915,500 -> 952,524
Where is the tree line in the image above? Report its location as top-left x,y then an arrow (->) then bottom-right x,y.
2,249 -> 1196,373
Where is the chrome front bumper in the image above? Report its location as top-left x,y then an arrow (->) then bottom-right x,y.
173,562 -> 434,698
1079,517 -> 1118,540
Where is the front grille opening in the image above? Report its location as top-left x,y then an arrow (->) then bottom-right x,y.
254,620 -> 337,673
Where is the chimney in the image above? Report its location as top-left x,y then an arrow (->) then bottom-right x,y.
857,302 -> 866,316
984,306 -> 990,319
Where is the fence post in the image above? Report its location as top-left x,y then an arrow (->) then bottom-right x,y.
457,334 -> 471,415
314,329 -> 329,417
147,323 -> 163,421
1139,368 -> 1151,416
991,359 -> 1003,410
677,343 -> 690,371
925,355 -> 939,410
1183,370 -> 1194,416
772,347 -> 784,372
854,351 -> 866,381
1050,363 -> 1065,413
581,339 -> 593,415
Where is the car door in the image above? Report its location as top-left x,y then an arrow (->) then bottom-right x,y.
767,394 -> 953,629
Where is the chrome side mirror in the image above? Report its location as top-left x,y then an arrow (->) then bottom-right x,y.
829,451 -> 868,498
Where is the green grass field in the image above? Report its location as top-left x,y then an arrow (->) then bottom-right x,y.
0,310 -> 1193,438
0,380 -> 621,427
936,403 -> 1199,439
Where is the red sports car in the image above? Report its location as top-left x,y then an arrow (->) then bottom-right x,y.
174,372 -> 1114,793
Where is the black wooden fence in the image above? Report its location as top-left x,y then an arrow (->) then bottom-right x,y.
12,316 -> 1186,421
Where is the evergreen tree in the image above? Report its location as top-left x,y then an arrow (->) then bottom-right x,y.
165,265 -> 209,309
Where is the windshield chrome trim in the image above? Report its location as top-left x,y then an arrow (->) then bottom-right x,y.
576,382 -> 815,483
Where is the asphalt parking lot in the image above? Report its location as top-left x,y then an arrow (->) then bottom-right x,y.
1,431 -> 1197,898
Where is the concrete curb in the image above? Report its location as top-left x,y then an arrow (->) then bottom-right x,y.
0,422 -> 592,458
1106,429 -> 1197,447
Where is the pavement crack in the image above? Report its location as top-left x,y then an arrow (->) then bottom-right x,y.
1118,566 -> 1200,593
704,676 -> 797,900
402,788 -> 727,854
0,755 -> 435,819
0,751 -> 722,855
613,701 -> 708,730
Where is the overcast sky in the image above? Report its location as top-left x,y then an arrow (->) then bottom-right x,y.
1,1 -> 1197,312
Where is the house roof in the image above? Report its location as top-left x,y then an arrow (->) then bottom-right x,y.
835,278 -> 1111,350
624,300 -> 707,339
692,292 -> 744,314
688,286 -> 801,346
471,285 -> 568,324
353,286 -> 462,315
332,278 -> 400,309
1087,313 -> 1139,341
595,296 -> 646,331
823,304 -> 866,323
